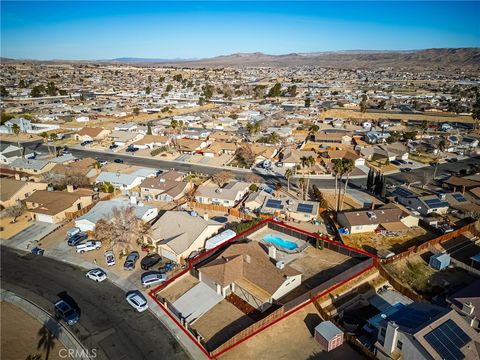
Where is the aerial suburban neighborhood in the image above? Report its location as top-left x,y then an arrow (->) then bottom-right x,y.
1,2 -> 480,360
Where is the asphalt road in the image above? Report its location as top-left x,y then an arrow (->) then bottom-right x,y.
0,246 -> 189,360
9,139 -> 480,190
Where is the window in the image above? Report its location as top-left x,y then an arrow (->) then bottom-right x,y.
397,340 -> 403,351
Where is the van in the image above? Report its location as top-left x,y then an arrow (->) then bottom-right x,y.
67,227 -> 81,238
141,272 -> 168,288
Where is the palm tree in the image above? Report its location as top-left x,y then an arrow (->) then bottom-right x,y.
49,133 -> 57,157
332,158 -> 344,212
285,168 -> 293,193
301,156 -> 316,200
268,132 -> 281,144
12,124 -> 23,158
339,159 -> 355,211
37,323 -> 56,360
298,177 -> 306,200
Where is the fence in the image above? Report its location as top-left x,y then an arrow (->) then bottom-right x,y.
188,201 -> 230,214
64,193 -> 114,221
382,221 -> 480,264
210,306 -> 285,356
376,263 -> 425,302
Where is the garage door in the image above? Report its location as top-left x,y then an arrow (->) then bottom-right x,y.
160,248 -> 177,262
36,213 -> 54,223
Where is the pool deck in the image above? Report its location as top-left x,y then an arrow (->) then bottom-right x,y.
247,227 -> 308,264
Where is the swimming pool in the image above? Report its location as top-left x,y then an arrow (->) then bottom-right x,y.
263,234 -> 299,250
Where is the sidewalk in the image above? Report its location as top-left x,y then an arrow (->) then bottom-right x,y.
2,239 -> 208,360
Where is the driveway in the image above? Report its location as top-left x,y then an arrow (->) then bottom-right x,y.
5,221 -> 59,250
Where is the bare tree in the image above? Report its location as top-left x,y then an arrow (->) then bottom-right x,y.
420,172 -> 434,188
245,173 -> 261,184
2,201 -> 26,222
94,206 -> 144,255
403,173 -> 417,189
211,170 -> 232,187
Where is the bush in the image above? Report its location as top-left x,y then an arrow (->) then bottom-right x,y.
101,182 -> 114,193
249,184 -> 258,192
150,146 -> 167,156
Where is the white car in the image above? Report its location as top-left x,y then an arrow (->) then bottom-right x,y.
76,240 -> 102,254
126,291 -> 149,312
141,272 -> 168,288
86,268 -> 107,282
104,250 -> 116,266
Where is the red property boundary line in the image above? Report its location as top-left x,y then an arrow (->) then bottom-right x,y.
148,218 -> 377,359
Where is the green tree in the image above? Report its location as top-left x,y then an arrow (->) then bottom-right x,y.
253,85 -> 266,99
203,84 -> 215,99
46,82 -> 58,96
246,122 -> 261,138
12,124 -> 23,158
19,79 -> 27,88
268,83 -> 282,97
133,107 -> 140,117
40,131 -> 52,155
359,95 -> 368,117
284,168 -> 294,192
145,86 -> 151,94
287,84 -> 297,97
146,123 -> 152,135
305,98 -> 311,108
166,84 -> 173,92
198,97 -> 205,106
1,111 -> 14,125
403,131 -> 418,141
30,85 -> 46,98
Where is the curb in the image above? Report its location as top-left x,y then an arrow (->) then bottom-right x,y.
0,289 -> 90,360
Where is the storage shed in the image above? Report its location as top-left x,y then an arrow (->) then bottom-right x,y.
314,321 -> 344,352
429,253 -> 451,270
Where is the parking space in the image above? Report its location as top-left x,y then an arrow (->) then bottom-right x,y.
5,221 -> 59,250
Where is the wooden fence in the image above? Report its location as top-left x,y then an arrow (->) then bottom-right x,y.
210,306 -> 285,356
376,264 -> 425,302
188,201 -> 230,214
65,193 -> 114,220
382,221 -> 480,264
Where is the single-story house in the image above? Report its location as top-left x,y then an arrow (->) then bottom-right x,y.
25,188 -> 94,223
140,177 -> 193,202
280,149 -> 317,168
202,142 -> 237,157
0,143 -> 35,165
74,127 -> 111,142
75,199 -> 158,232
175,138 -> 208,154
146,211 -> 224,263
261,197 -> 320,222
9,158 -> 56,175
195,181 -> 250,208
132,135 -> 170,150
0,178 -> 48,208
95,168 -> 156,191
198,241 -> 302,311
109,130 -> 144,146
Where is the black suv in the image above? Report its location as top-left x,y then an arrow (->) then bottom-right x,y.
141,253 -> 162,270
67,232 -> 88,246
54,299 -> 80,325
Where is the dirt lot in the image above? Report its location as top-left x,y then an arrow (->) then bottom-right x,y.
219,302 -> 364,360
343,226 -> 436,254
192,300 -> 254,351
0,211 -> 32,239
157,273 -> 199,302
385,251 -> 479,296
322,191 -> 361,211
1,302 -> 66,360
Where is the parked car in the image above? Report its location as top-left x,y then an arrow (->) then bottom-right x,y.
54,299 -> 80,325
114,158 -> 124,164
141,272 -> 167,288
86,268 -> 107,282
104,250 -> 116,266
66,227 -> 81,238
390,160 -> 401,166
125,291 -> 148,312
109,144 -> 119,149
80,140 -> 93,146
98,160 -> 108,166
76,240 -> 102,254
400,168 -> 412,172
67,232 -> 88,246
31,247 -> 45,255
141,253 -> 162,270
124,251 -> 139,270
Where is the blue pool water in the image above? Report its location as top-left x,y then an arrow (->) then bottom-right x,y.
263,234 -> 299,250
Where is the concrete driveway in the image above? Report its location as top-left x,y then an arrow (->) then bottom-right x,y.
5,221 -> 59,250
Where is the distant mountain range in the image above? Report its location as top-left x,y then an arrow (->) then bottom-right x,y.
3,48 -> 479,69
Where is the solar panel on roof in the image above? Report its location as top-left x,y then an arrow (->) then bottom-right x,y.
425,319 -> 470,360
424,199 -> 449,208
265,199 -> 283,209
395,188 -> 413,198
297,203 -> 314,214
389,307 -> 441,330
452,193 -> 467,203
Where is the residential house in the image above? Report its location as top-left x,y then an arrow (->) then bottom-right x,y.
337,204 -> 419,234
377,142 -> 410,161
312,131 -> 352,145
109,130 -> 144,147
393,187 -> 450,216
73,127 -> 110,142
248,144 -> 278,164
0,178 -> 48,208
374,302 -> 480,360
140,175 -> 193,203
280,149 -> 317,168
202,142 -> 237,157
25,187 -> 94,223
75,198 -> 158,232
448,280 -> 480,331
95,168 -> 156,192
175,138 -> 208,154
443,176 -> 480,193
195,181 -> 250,208
146,211 -> 223,263
0,118 -> 32,134
0,143 -> 35,164
260,197 -> 320,222
9,158 -> 56,175
198,241 -> 302,311
132,135 -> 170,150
114,122 -> 137,131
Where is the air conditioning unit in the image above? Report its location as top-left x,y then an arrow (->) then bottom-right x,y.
276,260 -> 285,269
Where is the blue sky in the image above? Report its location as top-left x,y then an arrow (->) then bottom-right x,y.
1,1 -> 479,60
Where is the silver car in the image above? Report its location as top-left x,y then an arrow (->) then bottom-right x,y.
141,272 -> 167,288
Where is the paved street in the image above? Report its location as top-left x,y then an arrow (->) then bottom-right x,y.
0,246 -> 190,360
2,221 -> 58,247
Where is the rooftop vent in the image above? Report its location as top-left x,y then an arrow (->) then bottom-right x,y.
276,260 -> 285,269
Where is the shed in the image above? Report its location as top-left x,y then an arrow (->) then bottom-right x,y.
314,321 -> 344,352
429,253 -> 451,270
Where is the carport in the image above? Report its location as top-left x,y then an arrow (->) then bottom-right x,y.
172,282 -> 223,324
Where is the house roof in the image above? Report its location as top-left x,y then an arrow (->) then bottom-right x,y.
198,241 -> 300,300
140,177 -> 190,198
149,211 -> 223,253
76,127 -> 107,138
0,178 -> 31,202
25,189 -> 93,216
10,158 -> 50,171
444,176 -> 480,188
448,280 -> 480,319
176,138 -> 204,151
133,135 -> 169,145
76,199 -> 156,225
196,181 -> 250,202
340,205 -> 408,227
281,149 -> 317,164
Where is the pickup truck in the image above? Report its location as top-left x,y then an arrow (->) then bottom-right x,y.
54,299 -> 80,325
76,240 -> 102,254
